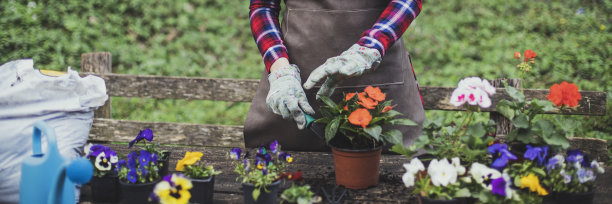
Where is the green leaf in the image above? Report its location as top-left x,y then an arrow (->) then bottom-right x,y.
495,100 -> 515,120
325,116 -> 341,143
318,95 -> 338,109
364,125 -> 382,141
252,188 -> 260,201
455,188 -> 471,197
390,143 -> 416,157
466,123 -> 486,138
513,114 -> 530,128
389,118 -> 417,126
383,110 -> 402,118
505,85 -> 525,103
531,168 -> 546,177
382,129 -> 403,145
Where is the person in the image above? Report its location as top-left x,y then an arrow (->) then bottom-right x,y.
244,0 -> 425,151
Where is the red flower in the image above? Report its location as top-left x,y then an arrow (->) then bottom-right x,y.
524,49 -> 537,61
281,171 -> 303,181
382,106 -> 393,113
345,92 -> 357,101
514,52 -> 521,59
348,108 -> 372,128
547,81 -> 581,107
364,86 -> 386,102
357,92 -> 378,109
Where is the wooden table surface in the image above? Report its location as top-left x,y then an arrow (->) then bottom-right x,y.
79,144 -> 611,204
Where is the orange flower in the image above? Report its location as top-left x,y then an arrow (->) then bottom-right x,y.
365,86 -> 386,101
348,108 -> 372,128
524,49 -> 537,61
382,106 -> 393,113
547,81 -> 581,107
343,105 -> 348,111
345,92 -> 357,101
357,92 -> 378,109
514,52 -> 521,59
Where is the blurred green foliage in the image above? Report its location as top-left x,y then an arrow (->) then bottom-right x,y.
1,0 -> 610,141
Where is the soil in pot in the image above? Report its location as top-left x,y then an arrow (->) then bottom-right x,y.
190,176 -> 215,204
242,180 -> 281,204
332,145 -> 382,189
89,175 -> 120,203
119,179 -> 159,204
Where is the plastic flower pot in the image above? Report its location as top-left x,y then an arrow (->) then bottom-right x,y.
331,145 -> 382,189
554,191 -> 594,204
118,178 -> 160,204
159,151 -> 172,177
190,175 -> 215,204
242,180 -> 281,204
89,174 -> 120,203
418,196 -> 461,204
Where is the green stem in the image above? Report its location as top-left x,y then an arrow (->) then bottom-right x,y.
452,109 -> 474,155
520,70 -> 525,94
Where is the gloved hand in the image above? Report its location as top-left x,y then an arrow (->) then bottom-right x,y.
267,64 -> 315,129
303,44 -> 382,99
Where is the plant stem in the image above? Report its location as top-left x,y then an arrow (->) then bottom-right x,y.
452,109 -> 474,155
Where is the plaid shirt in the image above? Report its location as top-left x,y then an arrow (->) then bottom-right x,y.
250,0 -> 423,72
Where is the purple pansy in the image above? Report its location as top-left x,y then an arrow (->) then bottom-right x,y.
230,147 -> 242,160
89,144 -> 106,157
567,149 -> 590,168
127,168 -> 138,183
491,177 -> 507,197
488,143 -> 517,170
162,174 -> 173,185
546,154 -> 565,171
129,128 -> 154,148
127,152 -> 138,169
270,140 -> 279,154
524,145 -> 548,166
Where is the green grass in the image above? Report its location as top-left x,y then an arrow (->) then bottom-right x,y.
1,0 -> 610,140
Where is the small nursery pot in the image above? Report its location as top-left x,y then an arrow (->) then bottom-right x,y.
190,176 -> 215,204
159,151 -> 172,177
331,145 -> 382,189
119,179 -> 160,204
89,174 -> 120,203
242,180 -> 281,204
553,191 -> 595,204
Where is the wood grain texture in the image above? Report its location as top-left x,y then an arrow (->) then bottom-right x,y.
81,73 -> 606,115
81,53 -> 112,119
79,143 -> 609,204
88,118 -> 244,148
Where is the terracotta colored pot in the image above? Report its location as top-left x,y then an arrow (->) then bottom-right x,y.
332,146 -> 382,189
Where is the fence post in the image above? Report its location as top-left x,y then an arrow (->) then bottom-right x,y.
490,78 -> 521,138
81,52 -> 112,119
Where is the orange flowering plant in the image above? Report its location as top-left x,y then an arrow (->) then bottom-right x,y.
315,86 -> 417,149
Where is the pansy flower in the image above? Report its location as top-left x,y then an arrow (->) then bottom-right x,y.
427,158 -> 457,187
270,140 -> 280,154
176,151 -> 203,171
546,154 -> 565,171
491,173 -> 514,199
127,169 -> 138,183
488,143 -> 517,170
402,158 -> 425,187
519,173 -> 548,196
524,145 -> 548,166
129,128 -> 154,148
151,174 -> 192,204
278,152 -> 293,163
229,147 -> 242,160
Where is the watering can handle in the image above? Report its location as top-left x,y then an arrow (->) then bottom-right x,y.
32,121 -> 59,155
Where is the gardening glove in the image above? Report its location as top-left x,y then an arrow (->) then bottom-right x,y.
267,64 -> 316,130
303,44 -> 382,99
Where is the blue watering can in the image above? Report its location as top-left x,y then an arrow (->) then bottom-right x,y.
19,121 -> 93,204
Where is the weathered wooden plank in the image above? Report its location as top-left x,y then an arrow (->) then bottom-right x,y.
88,118 -> 244,147
81,73 -> 259,102
81,53 -> 112,118
81,73 -> 606,115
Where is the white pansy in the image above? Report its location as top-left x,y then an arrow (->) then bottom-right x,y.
469,162 -> 501,184
94,152 -> 111,171
403,158 -> 425,174
402,172 -> 416,187
110,154 -> 119,163
451,157 -> 466,175
427,158 -> 457,186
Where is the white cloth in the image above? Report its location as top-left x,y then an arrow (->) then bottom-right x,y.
0,59 -> 108,203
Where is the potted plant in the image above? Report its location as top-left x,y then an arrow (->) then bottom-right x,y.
148,173 -> 193,204
316,86 -> 417,189
541,150 -> 606,204
229,140 -> 293,204
402,157 -> 474,204
116,149 -> 162,203
84,143 -> 120,203
175,151 -> 221,204
129,128 -> 171,177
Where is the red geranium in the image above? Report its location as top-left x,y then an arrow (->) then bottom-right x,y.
547,81 -> 581,107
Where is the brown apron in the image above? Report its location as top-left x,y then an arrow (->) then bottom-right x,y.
244,0 -> 425,151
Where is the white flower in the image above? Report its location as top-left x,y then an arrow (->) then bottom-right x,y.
94,152 -> 111,171
427,158 -> 457,186
469,162 -> 501,184
499,172 -> 516,199
110,153 -> 119,163
462,177 -> 472,183
591,161 -> 605,174
83,143 -> 93,156
402,158 -> 425,187
449,77 -> 495,108
451,157 -> 466,175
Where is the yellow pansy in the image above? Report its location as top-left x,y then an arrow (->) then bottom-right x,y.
175,152 -> 204,171
519,173 -> 548,196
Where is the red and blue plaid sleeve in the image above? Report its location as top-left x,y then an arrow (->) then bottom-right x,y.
249,0 -> 288,72
357,0 -> 423,56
